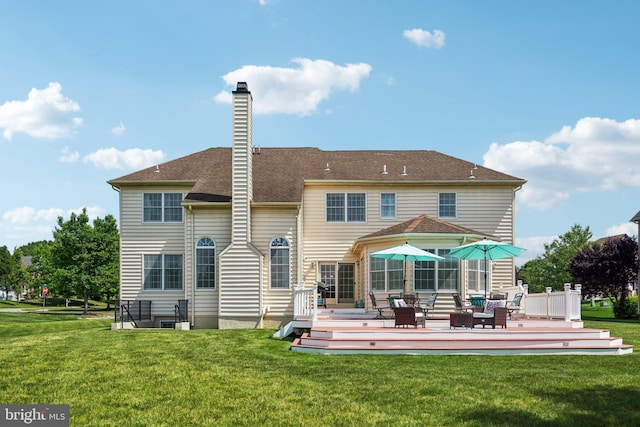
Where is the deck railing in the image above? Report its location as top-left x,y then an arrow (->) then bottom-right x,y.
114,299 -> 152,326
524,283 -> 582,321
293,283 -> 318,320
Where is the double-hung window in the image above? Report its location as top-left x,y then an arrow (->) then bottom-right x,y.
414,249 -> 460,292
196,238 -> 216,289
144,254 -> 184,290
369,256 -> 404,292
326,193 -> 366,222
270,238 -> 290,289
380,193 -> 396,219
438,193 -> 456,219
143,193 -> 183,222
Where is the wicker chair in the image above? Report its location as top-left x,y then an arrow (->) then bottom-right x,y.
472,304 -> 508,329
452,293 -> 474,312
393,305 -> 426,328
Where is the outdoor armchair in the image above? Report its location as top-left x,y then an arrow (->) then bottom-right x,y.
422,293 -> 438,318
472,300 -> 508,329
392,299 -> 426,328
452,293 -> 475,312
369,291 -> 391,319
506,292 -> 524,319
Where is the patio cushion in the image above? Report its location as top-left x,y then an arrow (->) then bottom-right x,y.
394,299 -> 407,308
473,312 -> 494,319
483,299 -> 506,315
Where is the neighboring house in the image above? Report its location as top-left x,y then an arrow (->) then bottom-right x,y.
108,82 -> 526,329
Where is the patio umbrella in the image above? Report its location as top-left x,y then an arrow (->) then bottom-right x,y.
371,243 -> 444,293
447,238 -> 525,299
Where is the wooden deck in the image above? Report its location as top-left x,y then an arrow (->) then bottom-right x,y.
280,309 -> 633,356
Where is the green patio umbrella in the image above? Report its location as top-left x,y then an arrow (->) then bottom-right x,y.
448,238 -> 525,299
371,242 -> 444,293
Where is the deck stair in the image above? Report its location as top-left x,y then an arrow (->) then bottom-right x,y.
286,310 -> 632,356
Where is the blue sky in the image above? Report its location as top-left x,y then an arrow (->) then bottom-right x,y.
1,0 -> 639,265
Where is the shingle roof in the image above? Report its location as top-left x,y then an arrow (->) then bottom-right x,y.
108,147 -> 526,203
359,214 -> 494,240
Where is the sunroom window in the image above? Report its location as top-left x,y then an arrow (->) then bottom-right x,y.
370,256 -> 404,292
414,249 -> 460,292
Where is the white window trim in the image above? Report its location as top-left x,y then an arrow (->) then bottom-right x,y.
326,192 -> 367,223
269,237 -> 291,290
195,237 -> 216,290
143,253 -> 184,291
142,192 -> 184,223
380,192 -> 397,219
438,192 -> 457,219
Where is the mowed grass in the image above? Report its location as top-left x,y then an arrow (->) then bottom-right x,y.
1,313 -> 640,426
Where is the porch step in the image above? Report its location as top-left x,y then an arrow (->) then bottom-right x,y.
289,325 -> 633,356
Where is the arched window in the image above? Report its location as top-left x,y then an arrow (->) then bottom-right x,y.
270,238 -> 290,289
196,237 -> 215,289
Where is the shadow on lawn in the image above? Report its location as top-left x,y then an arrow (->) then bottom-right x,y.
463,386 -> 640,426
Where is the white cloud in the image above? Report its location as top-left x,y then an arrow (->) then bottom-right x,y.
83,147 -> 166,170
403,28 -> 446,49
213,58 -> 372,116
484,117 -> 640,210
606,222 -> 637,238
1,205 -> 106,248
0,82 -> 82,140
59,146 -> 80,163
111,121 -> 126,136
514,235 -> 556,266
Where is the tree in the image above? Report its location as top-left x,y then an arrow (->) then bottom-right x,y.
0,247 -> 29,300
570,235 -> 639,318
90,215 -> 119,309
519,224 -> 592,291
25,241 -> 54,299
0,246 -> 13,299
50,209 -> 120,314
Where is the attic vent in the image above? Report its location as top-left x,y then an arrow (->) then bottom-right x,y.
468,169 -> 476,179
382,164 -> 388,175
324,163 -> 331,171
400,165 -> 407,176
154,165 -> 160,173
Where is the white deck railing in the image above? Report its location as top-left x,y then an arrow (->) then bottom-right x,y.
293,284 -> 318,320
524,283 -> 582,321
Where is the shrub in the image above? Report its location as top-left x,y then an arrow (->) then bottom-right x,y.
613,297 -> 638,319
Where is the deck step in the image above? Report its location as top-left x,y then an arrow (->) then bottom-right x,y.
288,323 -> 632,356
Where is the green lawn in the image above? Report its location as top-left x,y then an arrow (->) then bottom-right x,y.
1,311 -> 639,426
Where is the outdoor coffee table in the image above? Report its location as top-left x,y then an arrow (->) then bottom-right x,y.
449,312 -> 473,328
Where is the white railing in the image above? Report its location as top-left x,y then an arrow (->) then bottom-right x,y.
293,283 -> 318,321
523,283 -> 582,321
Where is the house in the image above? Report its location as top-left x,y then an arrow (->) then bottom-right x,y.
108,82 -> 526,329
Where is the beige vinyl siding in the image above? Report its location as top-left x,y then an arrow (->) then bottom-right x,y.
302,183 -> 518,292
251,207 -> 299,316
118,185 -> 190,316
218,245 -> 262,317
187,206 -> 232,316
